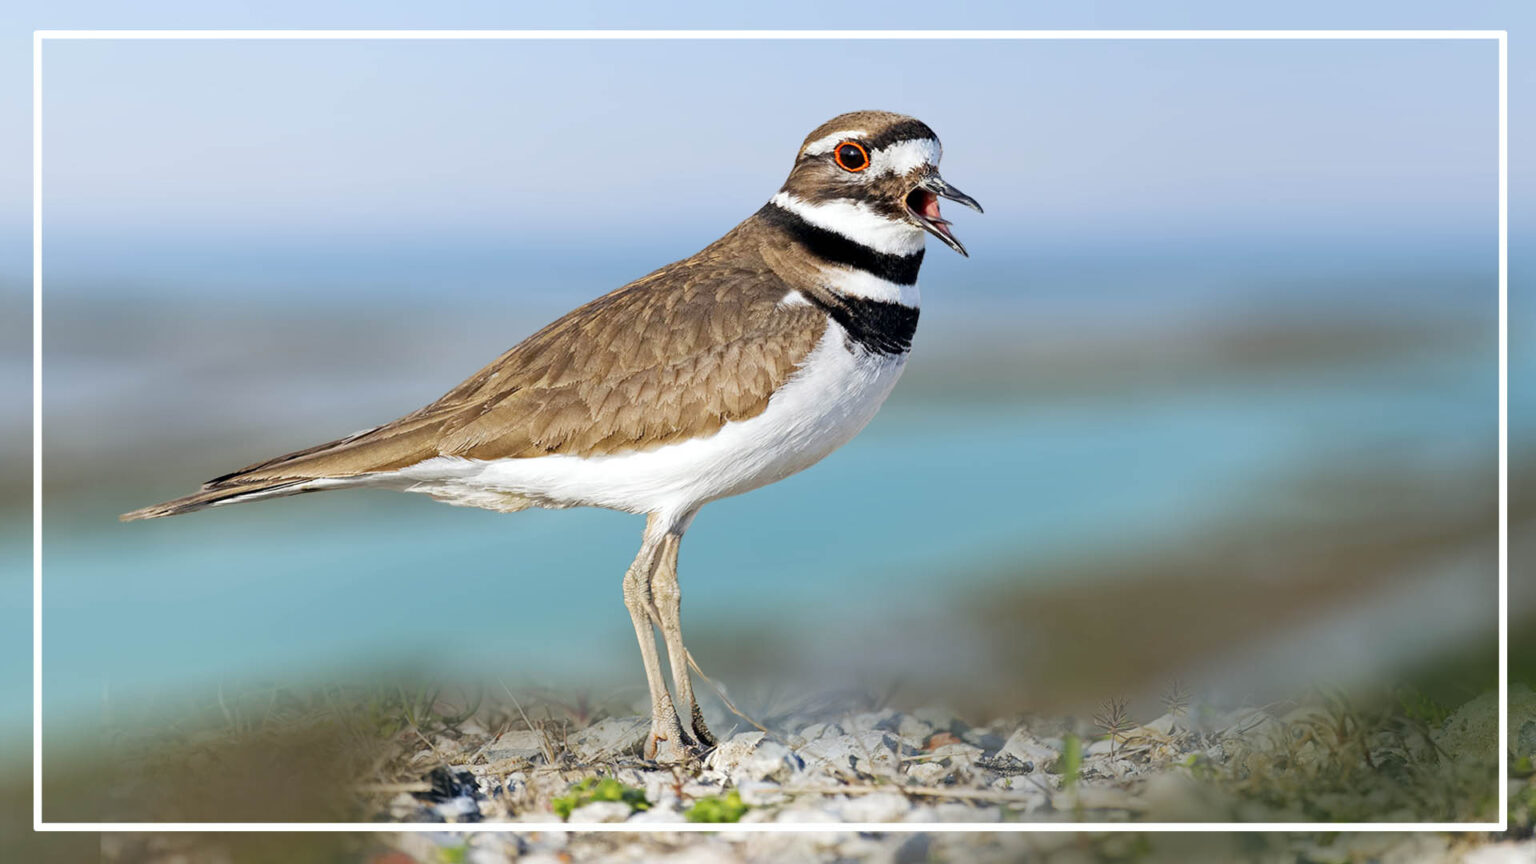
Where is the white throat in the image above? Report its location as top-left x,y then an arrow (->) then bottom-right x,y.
769,191 -> 925,257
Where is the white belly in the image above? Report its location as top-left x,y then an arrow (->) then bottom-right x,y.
391,322 -> 909,527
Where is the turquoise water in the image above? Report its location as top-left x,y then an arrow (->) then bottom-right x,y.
25,335 -> 1500,735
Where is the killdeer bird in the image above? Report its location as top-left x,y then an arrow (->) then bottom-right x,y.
123,111 -> 980,762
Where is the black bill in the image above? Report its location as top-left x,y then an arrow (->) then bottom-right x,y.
905,174 -> 983,257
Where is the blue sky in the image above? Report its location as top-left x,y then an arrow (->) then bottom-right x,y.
11,31 -> 1499,320
37,38 -> 1494,249
0,1 -> 1529,284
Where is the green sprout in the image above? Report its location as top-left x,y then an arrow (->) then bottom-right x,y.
1059,733 -> 1083,790
685,789 -> 750,823
1395,685 -> 1452,729
551,776 -> 651,821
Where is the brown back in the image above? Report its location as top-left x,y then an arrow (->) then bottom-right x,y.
210,219 -> 829,485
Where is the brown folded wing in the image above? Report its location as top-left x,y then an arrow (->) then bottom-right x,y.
207,256 -> 827,486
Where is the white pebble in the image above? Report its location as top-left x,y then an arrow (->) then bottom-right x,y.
566,801 -> 633,823
838,792 -> 912,822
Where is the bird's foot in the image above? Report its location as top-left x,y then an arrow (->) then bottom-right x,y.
643,705 -> 720,762
643,709 -> 690,763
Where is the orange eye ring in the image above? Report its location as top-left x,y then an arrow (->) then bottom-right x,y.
833,140 -> 870,172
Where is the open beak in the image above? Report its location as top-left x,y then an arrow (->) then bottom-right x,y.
905,173 -> 983,257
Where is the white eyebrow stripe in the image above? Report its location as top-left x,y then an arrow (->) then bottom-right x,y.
769,191 -> 925,256
805,134 -> 943,177
802,130 -> 868,156
870,138 -> 941,177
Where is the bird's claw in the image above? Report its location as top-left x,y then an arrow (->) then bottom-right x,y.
644,709 -> 690,763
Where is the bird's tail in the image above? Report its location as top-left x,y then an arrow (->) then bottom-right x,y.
119,478 -> 315,522
120,415 -> 446,523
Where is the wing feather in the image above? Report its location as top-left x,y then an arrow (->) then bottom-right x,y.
201,255 -> 827,485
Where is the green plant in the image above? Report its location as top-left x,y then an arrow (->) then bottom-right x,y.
1059,733 -> 1083,789
551,776 -> 651,820
685,789 -> 749,823
1395,686 -> 1451,729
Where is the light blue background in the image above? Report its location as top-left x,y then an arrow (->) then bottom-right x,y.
1,2 -> 1529,770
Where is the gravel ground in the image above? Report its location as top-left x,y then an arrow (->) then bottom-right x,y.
373,703 -> 1217,826
84,684 -> 1530,863
366,831 -> 1536,864
87,679 -> 1536,860
336,689 -> 1526,863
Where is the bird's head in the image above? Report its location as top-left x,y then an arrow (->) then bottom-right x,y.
775,110 -> 982,256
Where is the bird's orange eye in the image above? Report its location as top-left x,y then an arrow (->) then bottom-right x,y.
834,140 -> 869,172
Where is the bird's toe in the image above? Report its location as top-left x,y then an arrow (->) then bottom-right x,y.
645,730 -> 688,763
645,713 -> 690,764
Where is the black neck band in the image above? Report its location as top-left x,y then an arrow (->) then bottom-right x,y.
759,203 -> 925,286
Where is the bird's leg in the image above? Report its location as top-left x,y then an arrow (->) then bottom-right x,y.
621,526 -> 686,763
650,528 -> 717,749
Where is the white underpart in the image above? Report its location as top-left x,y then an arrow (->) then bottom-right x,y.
769,191 -> 925,257
379,323 -> 910,532
870,138 -> 941,177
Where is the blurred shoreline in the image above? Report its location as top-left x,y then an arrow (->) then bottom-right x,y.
4,263 -> 1507,740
